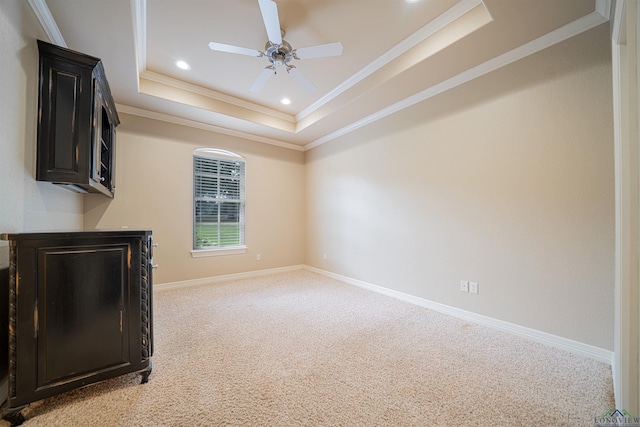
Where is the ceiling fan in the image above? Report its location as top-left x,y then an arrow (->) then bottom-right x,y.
208,0 -> 343,94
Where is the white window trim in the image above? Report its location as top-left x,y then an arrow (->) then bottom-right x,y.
193,148 -> 246,254
194,148 -> 243,161
190,246 -> 247,258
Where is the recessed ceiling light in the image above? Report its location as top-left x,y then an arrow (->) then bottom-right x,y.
175,60 -> 191,70
280,98 -> 291,105
405,0 -> 420,3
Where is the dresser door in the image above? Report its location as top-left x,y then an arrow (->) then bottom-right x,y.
35,245 -> 131,393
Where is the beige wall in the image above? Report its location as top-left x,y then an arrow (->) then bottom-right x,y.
83,115 -> 306,284
0,0 -> 83,239
1,5 -> 82,384
1,1 -> 615,353
305,23 -> 614,350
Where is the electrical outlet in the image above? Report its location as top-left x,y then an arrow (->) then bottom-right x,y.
469,281 -> 478,294
323,253 -> 327,260
256,254 -> 261,261
460,280 -> 469,292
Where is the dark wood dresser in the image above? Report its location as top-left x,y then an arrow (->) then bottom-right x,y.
0,230 -> 154,426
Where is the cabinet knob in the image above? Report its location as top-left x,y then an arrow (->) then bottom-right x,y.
152,243 -> 159,247
152,264 -> 159,269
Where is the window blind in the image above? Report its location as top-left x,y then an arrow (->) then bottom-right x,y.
194,154 -> 245,249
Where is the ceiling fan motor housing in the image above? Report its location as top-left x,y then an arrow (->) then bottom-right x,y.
208,3 -> 340,93
265,39 -> 293,67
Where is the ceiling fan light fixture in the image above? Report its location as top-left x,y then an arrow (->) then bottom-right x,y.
265,38 -> 293,67
208,0 -> 342,93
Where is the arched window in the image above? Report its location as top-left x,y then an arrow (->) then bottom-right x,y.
192,148 -> 246,255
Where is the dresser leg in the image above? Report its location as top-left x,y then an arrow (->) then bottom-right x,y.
2,405 -> 27,426
140,364 -> 152,384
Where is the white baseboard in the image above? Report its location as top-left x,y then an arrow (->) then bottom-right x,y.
304,266 -> 614,365
153,264 -> 613,365
153,265 -> 305,292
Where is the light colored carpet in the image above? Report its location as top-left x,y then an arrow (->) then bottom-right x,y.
3,270 -> 614,426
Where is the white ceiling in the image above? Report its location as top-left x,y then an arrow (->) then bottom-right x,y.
34,0 -> 609,150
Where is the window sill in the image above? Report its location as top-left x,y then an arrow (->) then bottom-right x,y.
190,246 -> 247,258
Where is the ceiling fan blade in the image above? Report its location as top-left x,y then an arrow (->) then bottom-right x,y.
209,42 -> 262,57
294,42 -> 343,60
250,67 -> 274,92
258,0 -> 282,46
287,67 -> 317,94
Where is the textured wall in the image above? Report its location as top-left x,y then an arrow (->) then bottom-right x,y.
305,23 -> 614,350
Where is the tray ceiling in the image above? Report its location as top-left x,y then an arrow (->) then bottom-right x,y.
35,0 -> 609,150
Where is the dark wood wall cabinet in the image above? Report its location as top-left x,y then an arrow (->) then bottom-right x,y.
36,40 -> 120,197
0,231 -> 153,426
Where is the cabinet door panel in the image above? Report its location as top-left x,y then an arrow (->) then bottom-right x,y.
37,57 -> 92,184
36,40 -> 119,197
51,70 -> 80,172
2,231 -> 152,413
36,246 -> 130,389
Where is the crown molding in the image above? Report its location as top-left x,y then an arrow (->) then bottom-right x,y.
116,104 -> 305,152
131,0 -> 147,79
295,0 -> 487,123
36,0 -> 611,153
140,70 -> 295,124
27,0 -> 66,46
130,0 -> 487,131
132,0 -> 296,128
304,3 -> 611,151
596,0 -> 612,20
